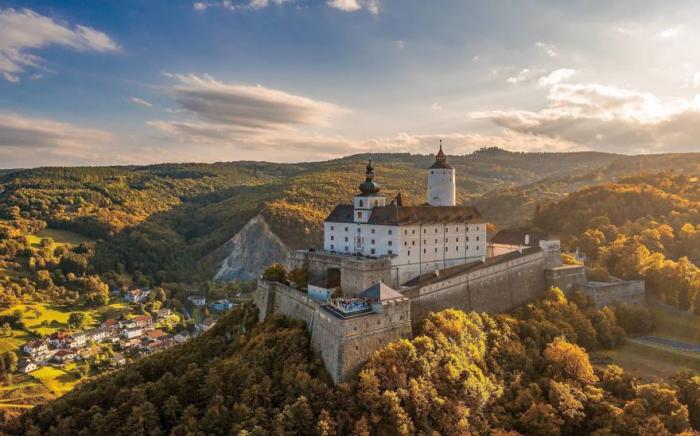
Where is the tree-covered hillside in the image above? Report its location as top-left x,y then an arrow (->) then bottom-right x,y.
3,149 -> 700,288
8,290 -> 699,435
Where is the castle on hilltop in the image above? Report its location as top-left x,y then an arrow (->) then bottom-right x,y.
254,143 -> 644,384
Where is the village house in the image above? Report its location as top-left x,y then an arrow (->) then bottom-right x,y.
101,318 -> 119,331
156,308 -> 172,318
124,288 -> 149,303
53,349 -> 77,363
19,359 -> 38,373
173,331 -> 190,344
123,327 -> 143,339
48,331 -> 70,348
188,295 -> 206,307
66,332 -> 87,349
23,339 -> 48,357
132,315 -> 153,328
144,329 -> 167,342
212,299 -> 235,312
197,317 -> 217,332
111,353 -> 126,367
85,327 -> 111,342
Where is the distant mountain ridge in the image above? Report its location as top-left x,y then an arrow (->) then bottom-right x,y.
2,149 -> 700,282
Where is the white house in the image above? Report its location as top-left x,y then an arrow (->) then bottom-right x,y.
67,332 -> 87,349
23,340 -> 48,357
323,144 -> 488,285
123,328 -> 143,339
125,288 -> 149,303
19,359 -> 38,373
188,295 -> 206,307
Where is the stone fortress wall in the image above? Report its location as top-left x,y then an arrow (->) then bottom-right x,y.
257,240 -> 645,384
255,279 -> 411,384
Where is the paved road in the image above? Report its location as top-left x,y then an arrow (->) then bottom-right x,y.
634,336 -> 700,353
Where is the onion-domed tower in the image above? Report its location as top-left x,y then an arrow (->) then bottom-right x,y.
354,158 -> 385,223
427,140 -> 456,206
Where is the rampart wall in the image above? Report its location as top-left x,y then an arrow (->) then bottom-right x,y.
403,249 -> 551,322
580,280 -> 645,307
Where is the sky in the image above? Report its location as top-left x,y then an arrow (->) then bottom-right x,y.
1,0 -> 700,168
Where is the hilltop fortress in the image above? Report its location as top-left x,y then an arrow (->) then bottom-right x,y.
254,144 -> 644,384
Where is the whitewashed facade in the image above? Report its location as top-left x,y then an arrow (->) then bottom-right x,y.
323,145 -> 487,285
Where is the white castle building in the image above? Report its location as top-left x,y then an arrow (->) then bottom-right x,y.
321,143 -> 487,286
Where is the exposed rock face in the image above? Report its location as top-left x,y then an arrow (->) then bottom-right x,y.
214,215 -> 289,281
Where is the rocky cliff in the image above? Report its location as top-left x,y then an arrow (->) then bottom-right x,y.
214,215 -> 290,281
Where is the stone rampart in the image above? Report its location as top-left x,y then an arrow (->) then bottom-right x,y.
545,265 -> 588,295
580,280 -> 645,307
403,249 -> 549,322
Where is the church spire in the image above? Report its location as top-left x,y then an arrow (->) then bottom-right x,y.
430,140 -> 452,169
359,157 -> 380,194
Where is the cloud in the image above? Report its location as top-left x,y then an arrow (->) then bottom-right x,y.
538,68 -> 576,87
193,0 -> 292,12
506,68 -> 532,84
431,102 -> 442,111
684,72 -> 700,89
659,25 -> 683,38
0,8 -> 119,82
535,42 -> 558,57
163,73 -> 343,128
469,80 -> 700,153
395,40 -> 405,49
0,112 -> 112,160
130,97 -> 153,108
327,0 -> 379,14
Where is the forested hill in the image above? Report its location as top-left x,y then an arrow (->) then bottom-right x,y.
2,148 -> 700,284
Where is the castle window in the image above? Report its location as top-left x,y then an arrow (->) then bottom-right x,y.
357,228 -> 361,232
388,229 -> 393,235
476,236 -> 480,241
330,226 -> 334,230
431,170 -> 434,174
434,248 -> 438,253
434,239 -> 437,243
371,248 -> 375,254
446,246 -> 449,252
466,245 -> 469,250
371,229 -> 375,234
408,250 -> 411,256
357,212 -> 362,219
423,229 -> 426,234
466,236 -> 469,241
423,248 -> 426,254
476,226 -> 480,231
330,235 -> 334,241
456,227 -> 459,232
345,246 -> 349,251
330,244 -> 334,250
456,237 -> 459,242
455,246 -> 458,251
404,241 -> 407,246
344,227 -> 348,232
412,241 -> 415,246
371,239 -> 375,244
423,240 -> 426,244
388,241 -> 392,246
388,250 -> 393,255
404,230 -> 407,235
359,199 -> 364,207
435,228 -> 438,233
344,237 -> 348,242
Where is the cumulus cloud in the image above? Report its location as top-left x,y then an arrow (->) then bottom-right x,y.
130,97 -> 153,108
535,41 -> 558,57
0,8 -> 119,82
0,112 -> 112,162
506,68 -> 532,84
327,0 -> 379,14
470,80 -> 700,153
193,0 -> 292,12
538,68 -> 576,87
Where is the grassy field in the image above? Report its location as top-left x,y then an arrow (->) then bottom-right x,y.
26,228 -> 91,249
0,303 -> 96,336
602,304 -> 700,381
30,366 -> 79,396
0,330 -> 31,354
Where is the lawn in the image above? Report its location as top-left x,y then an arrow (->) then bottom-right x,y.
602,304 -> 700,381
30,366 -> 79,397
0,330 -> 32,354
0,303 -> 96,336
27,228 -> 91,248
